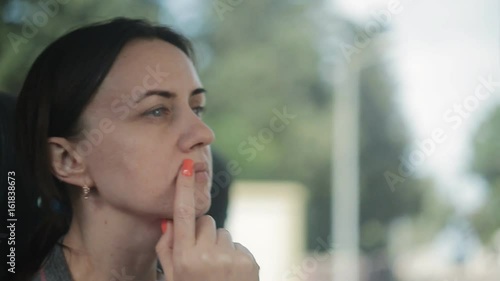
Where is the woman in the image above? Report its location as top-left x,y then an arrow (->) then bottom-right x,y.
15,18 -> 259,281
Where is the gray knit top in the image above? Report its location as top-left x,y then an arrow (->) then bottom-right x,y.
30,238 -> 164,281
31,241 -> 73,281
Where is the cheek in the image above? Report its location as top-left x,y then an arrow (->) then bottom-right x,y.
84,130 -> 179,212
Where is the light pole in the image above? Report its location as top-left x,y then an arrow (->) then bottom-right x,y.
325,1 -> 362,280
331,44 -> 362,281
328,12 -> 390,281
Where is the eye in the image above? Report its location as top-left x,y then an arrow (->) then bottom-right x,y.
193,106 -> 205,117
145,107 -> 169,118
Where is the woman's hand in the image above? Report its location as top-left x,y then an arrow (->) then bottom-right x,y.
156,159 -> 260,281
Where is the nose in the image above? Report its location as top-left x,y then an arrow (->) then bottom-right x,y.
178,113 -> 215,152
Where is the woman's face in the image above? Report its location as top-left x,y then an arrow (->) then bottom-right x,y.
77,39 -> 214,219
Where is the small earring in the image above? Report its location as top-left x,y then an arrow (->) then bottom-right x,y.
83,185 -> 90,199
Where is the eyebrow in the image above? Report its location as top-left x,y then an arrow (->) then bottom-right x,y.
134,88 -> 207,104
191,88 -> 206,96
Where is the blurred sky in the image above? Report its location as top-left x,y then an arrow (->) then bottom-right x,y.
333,0 -> 499,214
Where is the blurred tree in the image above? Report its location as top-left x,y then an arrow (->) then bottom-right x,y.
0,0 -> 159,94
198,0 -> 336,251
357,46 -> 424,252
197,0 -> 425,254
470,106 -> 500,244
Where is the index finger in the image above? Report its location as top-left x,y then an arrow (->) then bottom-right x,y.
173,158 -> 196,248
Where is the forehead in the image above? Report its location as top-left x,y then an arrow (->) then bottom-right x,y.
96,39 -> 201,101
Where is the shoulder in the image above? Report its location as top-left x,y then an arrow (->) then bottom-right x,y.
31,240 -> 73,281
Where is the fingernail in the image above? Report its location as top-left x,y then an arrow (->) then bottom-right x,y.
161,219 -> 167,234
182,159 -> 194,177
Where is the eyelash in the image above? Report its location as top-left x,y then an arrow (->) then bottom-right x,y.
145,106 -> 205,118
146,107 -> 170,118
193,106 -> 205,117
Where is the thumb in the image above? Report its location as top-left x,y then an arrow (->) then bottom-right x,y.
156,220 -> 174,281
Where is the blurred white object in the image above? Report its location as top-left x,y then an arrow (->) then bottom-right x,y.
226,180 -> 308,281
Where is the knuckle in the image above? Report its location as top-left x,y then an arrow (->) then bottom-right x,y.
196,216 -> 216,234
199,250 -> 213,263
235,253 -> 254,268
215,252 -> 234,272
217,228 -> 230,235
234,242 -> 249,253
198,215 -> 216,227
234,243 -> 259,270
155,239 -> 169,254
217,228 -> 232,238
175,251 -> 195,270
216,252 -> 234,264
155,243 -> 162,254
175,250 -> 219,274
216,228 -> 233,243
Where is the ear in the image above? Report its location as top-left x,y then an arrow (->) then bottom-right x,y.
48,137 -> 94,187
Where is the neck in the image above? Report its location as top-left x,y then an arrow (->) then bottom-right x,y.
62,198 -> 164,281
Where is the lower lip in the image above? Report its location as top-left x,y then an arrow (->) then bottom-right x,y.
195,171 -> 210,183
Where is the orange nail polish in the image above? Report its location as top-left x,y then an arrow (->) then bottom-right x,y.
182,159 -> 194,177
161,219 -> 167,234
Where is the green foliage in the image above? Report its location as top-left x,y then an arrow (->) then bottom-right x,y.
357,62 -> 424,251
0,0 -> 159,94
471,107 -> 500,243
200,1 -> 330,186
199,1 -> 425,253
